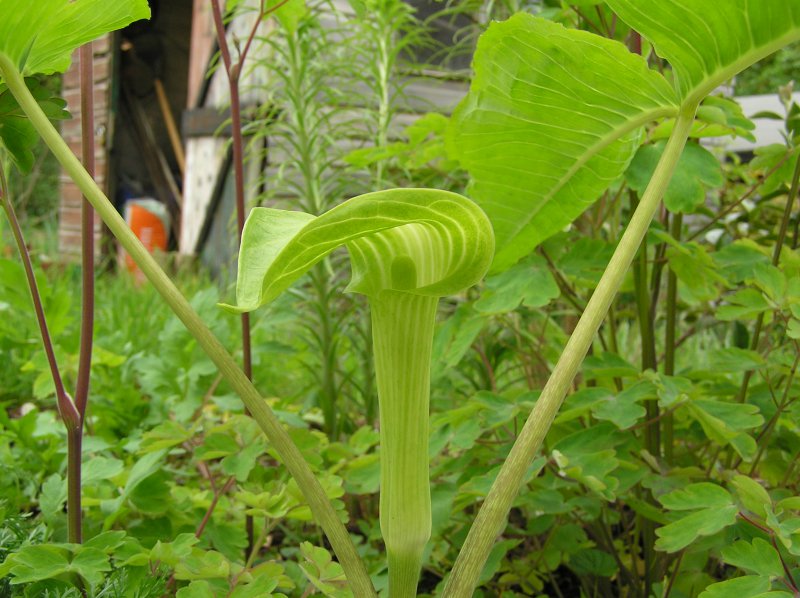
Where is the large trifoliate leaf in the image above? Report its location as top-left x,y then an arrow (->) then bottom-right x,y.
606,0 -> 800,105
225,189 -> 494,312
448,14 -> 677,273
0,0 -> 150,76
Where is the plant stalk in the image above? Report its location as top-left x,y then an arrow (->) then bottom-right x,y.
442,105 -> 697,598
1,160 -> 82,543
209,0 -> 265,553
0,52 -> 377,598
371,291 -> 437,598
663,212 -> 682,464
75,42 -> 95,419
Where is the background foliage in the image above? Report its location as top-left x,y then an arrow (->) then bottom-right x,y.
2,0 -> 800,596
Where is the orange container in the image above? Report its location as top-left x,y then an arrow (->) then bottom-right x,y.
123,199 -> 169,279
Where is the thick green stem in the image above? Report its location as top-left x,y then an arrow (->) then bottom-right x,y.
0,53 -> 376,598
371,291 -> 437,598
443,105 -> 697,598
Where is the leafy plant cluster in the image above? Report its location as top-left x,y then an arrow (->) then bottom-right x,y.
1,0 -> 800,597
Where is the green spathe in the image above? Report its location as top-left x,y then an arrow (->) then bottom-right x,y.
227,188 -> 494,596
227,188 -> 494,309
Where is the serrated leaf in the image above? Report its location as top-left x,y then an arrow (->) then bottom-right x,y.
655,505 -> 738,552
721,539 -> 784,578
173,549 -> 230,581
448,13 -> 676,272
732,474 -> 772,518
0,0 -> 150,76
659,483 -> 733,511
697,575 -> 771,598
473,254 -> 559,314
714,241 -> 772,282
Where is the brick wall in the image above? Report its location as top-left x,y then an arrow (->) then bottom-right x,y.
57,35 -> 113,258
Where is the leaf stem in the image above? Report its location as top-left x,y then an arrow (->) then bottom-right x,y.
442,105 -> 697,598
0,52 -> 376,598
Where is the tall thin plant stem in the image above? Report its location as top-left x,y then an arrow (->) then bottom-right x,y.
0,52 -> 377,598
1,164 -> 82,541
442,105 -> 697,598
209,0 -> 266,552
663,212 -> 682,465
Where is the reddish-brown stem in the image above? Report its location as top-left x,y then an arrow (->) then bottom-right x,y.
196,475 -> 237,538
2,156 -> 82,544
0,169 -> 79,429
75,42 -> 95,419
209,0 -> 269,556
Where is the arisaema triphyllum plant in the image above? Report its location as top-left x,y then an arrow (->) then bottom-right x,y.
223,188 -> 494,597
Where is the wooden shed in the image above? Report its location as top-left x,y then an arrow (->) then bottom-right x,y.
57,0 -> 471,275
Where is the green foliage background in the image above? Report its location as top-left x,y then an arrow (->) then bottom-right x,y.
1,0 -> 800,597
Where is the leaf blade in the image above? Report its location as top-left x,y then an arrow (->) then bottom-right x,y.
447,13 -> 677,272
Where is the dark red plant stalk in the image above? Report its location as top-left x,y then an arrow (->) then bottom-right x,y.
209,0 -> 268,552
1,167 -> 83,545
75,42 -> 95,418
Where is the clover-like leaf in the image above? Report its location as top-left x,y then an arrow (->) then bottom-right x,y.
447,13 -> 677,272
0,0 -> 150,77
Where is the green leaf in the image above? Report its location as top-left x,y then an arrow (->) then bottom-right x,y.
697,575 -> 771,598
658,483 -> 733,511
706,348 -> 766,373
721,539 -> 784,578
667,242 -> 726,303
592,381 -> 653,429
128,470 -> 171,514
269,0 -> 307,35
732,474 -> 772,518
173,549 -> 230,581
0,544 -> 110,587
0,78 -> 68,171
655,505 -> 738,553
0,544 -> 71,584
607,1 -> 800,106
82,456 -> 124,484
298,542 -> 349,598
655,483 -> 738,553
568,548 -> 618,578
711,239 -> 770,282
447,13 -> 676,272
473,254 -> 559,314
626,141 -> 723,213
717,289 -> 772,321
0,0 -> 150,76
150,533 -> 201,568
226,189 -> 493,311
